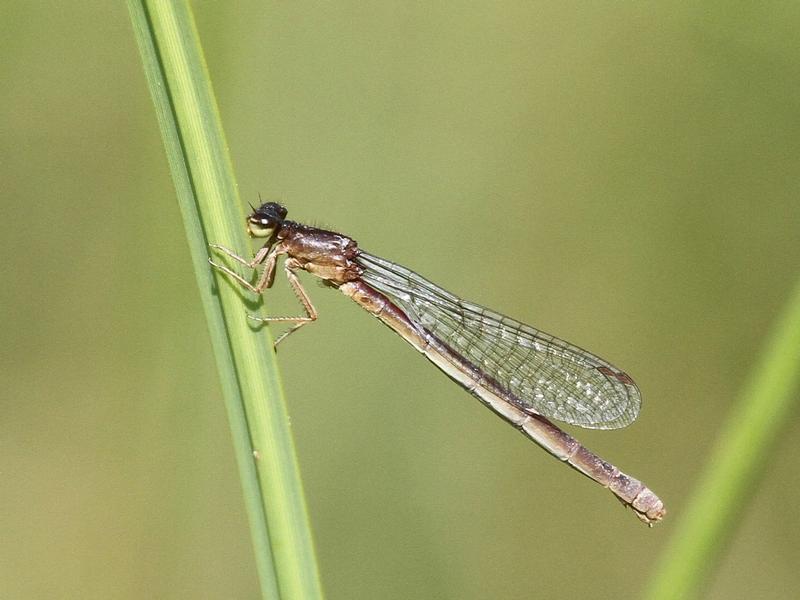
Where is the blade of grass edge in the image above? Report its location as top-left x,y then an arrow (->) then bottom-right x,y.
127,2 -> 324,599
645,278 -> 800,599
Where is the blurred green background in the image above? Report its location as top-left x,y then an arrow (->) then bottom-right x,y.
2,2 -> 799,598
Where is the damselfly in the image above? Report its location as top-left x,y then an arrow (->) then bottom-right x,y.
209,202 -> 665,525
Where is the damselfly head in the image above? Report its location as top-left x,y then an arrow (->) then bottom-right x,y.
247,202 -> 287,238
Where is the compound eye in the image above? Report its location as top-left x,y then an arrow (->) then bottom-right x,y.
247,217 -> 275,238
246,201 -> 286,237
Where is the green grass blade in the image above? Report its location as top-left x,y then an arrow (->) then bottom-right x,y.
645,279 -> 800,599
127,2 -> 324,598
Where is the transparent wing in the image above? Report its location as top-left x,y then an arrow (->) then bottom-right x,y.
358,251 -> 641,430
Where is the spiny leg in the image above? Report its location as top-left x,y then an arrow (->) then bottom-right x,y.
209,243 -> 271,268
208,244 -> 279,293
247,258 -> 318,347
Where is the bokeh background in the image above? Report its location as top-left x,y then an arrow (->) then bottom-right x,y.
3,2 -> 799,599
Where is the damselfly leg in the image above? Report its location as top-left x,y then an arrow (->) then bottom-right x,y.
209,245 -> 318,347
208,243 -> 277,293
